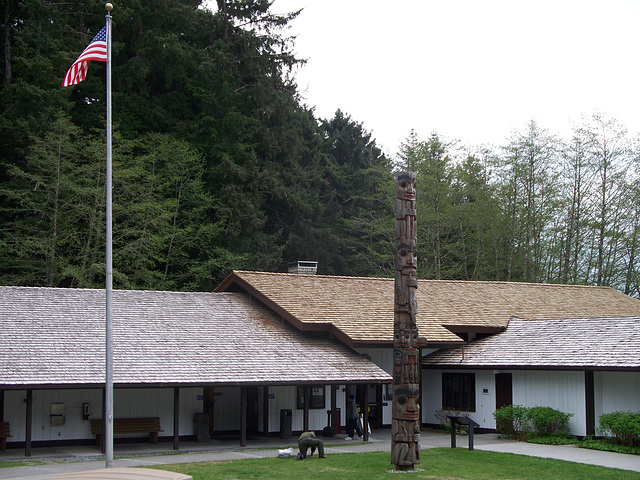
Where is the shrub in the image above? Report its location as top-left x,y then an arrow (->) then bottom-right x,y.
493,405 -> 529,437
526,406 -> 572,435
579,436 -> 640,455
598,411 -> 640,448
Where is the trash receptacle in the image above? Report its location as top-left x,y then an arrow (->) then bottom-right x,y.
193,413 -> 210,442
280,409 -> 292,438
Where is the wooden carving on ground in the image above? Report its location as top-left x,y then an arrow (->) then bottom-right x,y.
391,171 -> 424,470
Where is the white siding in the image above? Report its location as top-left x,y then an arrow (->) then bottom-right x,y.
3,387 -> 203,442
4,389 -> 102,442
421,368 -> 627,436
513,370 -> 586,436
421,369 -> 493,429
422,369 -> 443,426
265,385 -> 295,433
357,347 -> 393,425
594,371 -> 640,432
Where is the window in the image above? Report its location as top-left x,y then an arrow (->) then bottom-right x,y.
442,373 -> 476,412
297,385 -> 325,409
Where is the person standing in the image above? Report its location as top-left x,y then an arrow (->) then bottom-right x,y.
297,431 -> 327,459
345,394 -> 363,440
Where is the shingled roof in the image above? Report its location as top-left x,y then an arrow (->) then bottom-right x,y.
423,316 -> 640,370
0,286 -> 391,388
216,271 -> 640,347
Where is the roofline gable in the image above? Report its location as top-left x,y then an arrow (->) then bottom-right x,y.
215,272 -> 358,347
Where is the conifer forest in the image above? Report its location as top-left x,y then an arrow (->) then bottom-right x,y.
2,1 -> 639,296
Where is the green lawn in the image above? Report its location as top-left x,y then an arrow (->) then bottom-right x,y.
153,448 -> 640,480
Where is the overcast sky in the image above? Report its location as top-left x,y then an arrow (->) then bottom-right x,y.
268,0 -> 640,157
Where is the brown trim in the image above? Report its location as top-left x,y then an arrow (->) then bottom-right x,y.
362,385 -> 369,441
330,385 -> 337,433
585,371 -> 595,437
173,387 -> 180,451
303,386 -> 309,432
442,325 -> 506,334
422,364 -> 640,372
262,386 -> 269,434
240,386 -> 247,447
0,378 -> 392,391
25,389 -> 32,457
351,340 -> 464,349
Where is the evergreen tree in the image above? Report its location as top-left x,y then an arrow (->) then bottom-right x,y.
317,110 -> 395,277
399,132 -> 455,279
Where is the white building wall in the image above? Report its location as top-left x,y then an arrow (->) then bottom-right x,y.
356,347 -> 393,425
4,389 -> 103,442
265,385 -> 294,433
512,370 -> 586,436
422,369 -> 442,426
213,385 -> 348,434
422,368 -> 616,436
3,387 -> 203,442
594,371 -> 640,433
421,369 -> 494,429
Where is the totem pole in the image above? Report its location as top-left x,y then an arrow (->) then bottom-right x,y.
391,171 -> 423,470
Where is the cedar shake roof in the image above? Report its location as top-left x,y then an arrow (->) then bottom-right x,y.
0,286 -> 391,388
422,316 -> 640,370
216,271 -> 640,347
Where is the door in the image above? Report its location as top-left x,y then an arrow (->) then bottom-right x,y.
495,373 -> 513,409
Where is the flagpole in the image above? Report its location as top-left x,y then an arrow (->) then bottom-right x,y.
104,2 -> 114,469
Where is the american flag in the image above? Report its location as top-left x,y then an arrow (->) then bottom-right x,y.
62,27 -> 107,87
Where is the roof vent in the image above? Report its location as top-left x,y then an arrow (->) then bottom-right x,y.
288,261 -> 318,275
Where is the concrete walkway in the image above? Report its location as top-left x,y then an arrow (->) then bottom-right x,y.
1,430 -> 639,479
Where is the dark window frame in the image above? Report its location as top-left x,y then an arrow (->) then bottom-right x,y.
442,372 -> 476,412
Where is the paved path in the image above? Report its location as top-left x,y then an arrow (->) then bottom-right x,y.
1,431 -> 638,479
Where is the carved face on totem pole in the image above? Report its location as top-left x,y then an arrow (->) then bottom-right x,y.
392,385 -> 420,422
396,172 -> 416,202
394,323 -> 419,348
395,243 -> 417,276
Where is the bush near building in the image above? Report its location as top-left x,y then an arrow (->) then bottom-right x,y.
493,405 -> 572,437
598,411 -> 640,448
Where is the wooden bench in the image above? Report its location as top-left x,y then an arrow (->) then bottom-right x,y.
0,422 -> 12,451
90,418 -> 163,447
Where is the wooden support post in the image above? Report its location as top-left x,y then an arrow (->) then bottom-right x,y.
303,387 -> 309,432
101,387 -> 106,453
330,385 -> 337,434
25,390 -> 32,457
585,370 -> 595,437
363,385 -> 369,441
263,386 -> 269,435
173,387 -> 180,450
240,386 -> 247,447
